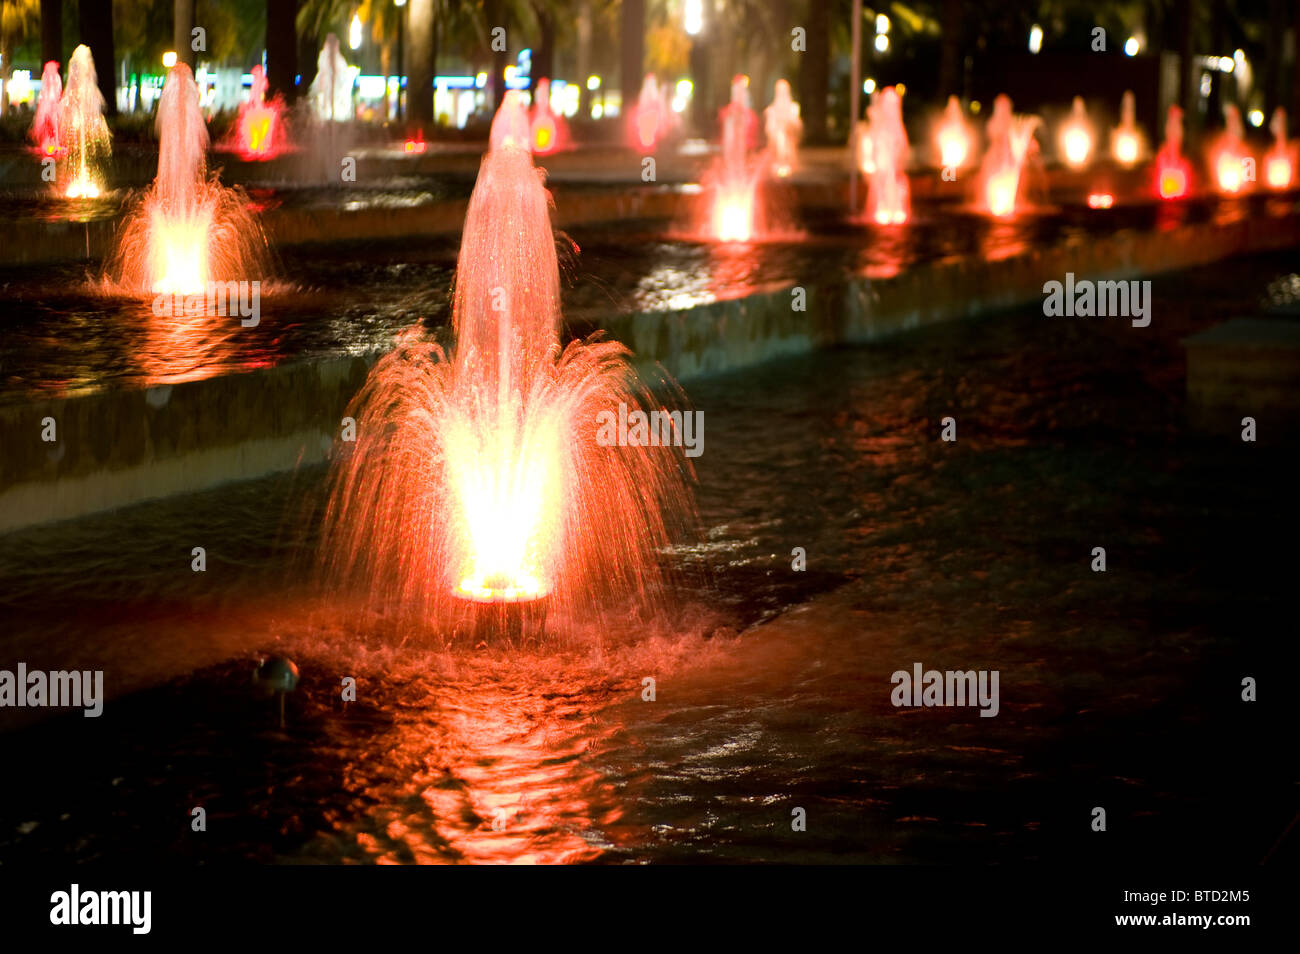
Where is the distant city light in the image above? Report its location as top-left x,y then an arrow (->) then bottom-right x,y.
349,14 -> 362,51
875,33 -> 889,53
863,78 -> 876,94
394,0 -> 406,6
1217,56 -> 1234,73
876,14 -> 890,34
1200,73 -> 1213,97
475,72 -> 486,89
1029,25 -> 1043,54
586,75 -> 600,91
895,83 -> 906,96
162,51 -> 178,68
684,0 -> 703,36
1248,109 -> 1265,127
1125,37 -> 1139,56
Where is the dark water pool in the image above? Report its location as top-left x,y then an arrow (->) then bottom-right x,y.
0,251 -> 1294,864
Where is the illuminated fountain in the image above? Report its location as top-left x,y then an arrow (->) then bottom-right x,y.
1155,105 -> 1191,199
529,78 -> 569,155
631,73 -> 667,151
1111,90 -> 1144,167
105,64 -> 269,296
857,86 -> 910,225
1058,96 -> 1093,169
59,45 -> 111,198
321,93 -> 693,633
763,78 -> 802,178
1265,108 -> 1295,191
310,33 -> 354,121
978,94 -> 1040,217
701,75 -> 762,242
30,61 -> 62,159
1212,104 -> 1252,195
232,65 -> 287,160
935,95 -> 972,173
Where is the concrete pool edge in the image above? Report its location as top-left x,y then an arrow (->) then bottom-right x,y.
2,209 -> 1298,533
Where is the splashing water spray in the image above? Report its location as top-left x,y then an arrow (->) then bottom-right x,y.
60,46 -> 111,198
979,95 -> 1040,217
105,64 -> 269,297
935,95 -> 971,173
764,78 -> 802,178
1111,91 -> 1144,167
321,92 -> 694,640
30,61 -> 63,159
1213,104 -> 1253,195
858,86 -> 910,225
529,78 -> 568,155
1059,96 -> 1093,169
1155,104 -> 1191,199
632,74 -> 667,151
703,75 -> 762,242
1265,108 -> 1295,191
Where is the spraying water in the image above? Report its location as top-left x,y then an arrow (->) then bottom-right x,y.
632,73 -> 667,151
1265,108 -> 1295,191
763,78 -> 802,178
857,86 -> 910,225
60,46 -> 111,199
320,92 -> 695,630
1059,96 -> 1093,169
1155,105 -> 1191,199
106,64 -> 269,296
979,95 -> 1040,217
233,65 -> 287,160
529,78 -> 569,155
1111,90 -> 1144,167
935,95 -> 971,172
1213,104 -> 1252,194
702,75 -> 762,242
30,61 -> 62,159
310,34 -> 354,122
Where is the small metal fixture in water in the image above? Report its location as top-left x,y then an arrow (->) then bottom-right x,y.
253,657 -> 299,728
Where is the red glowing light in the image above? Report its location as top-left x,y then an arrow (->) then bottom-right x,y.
1086,192 -> 1114,209
1215,152 -> 1247,193
232,66 -> 287,161
1157,165 -> 1188,199
1061,126 -> 1092,168
1114,131 -> 1139,166
404,137 -> 426,154
986,170 -> 1019,217
532,118 -> 556,154
1266,154 -> 1293,190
